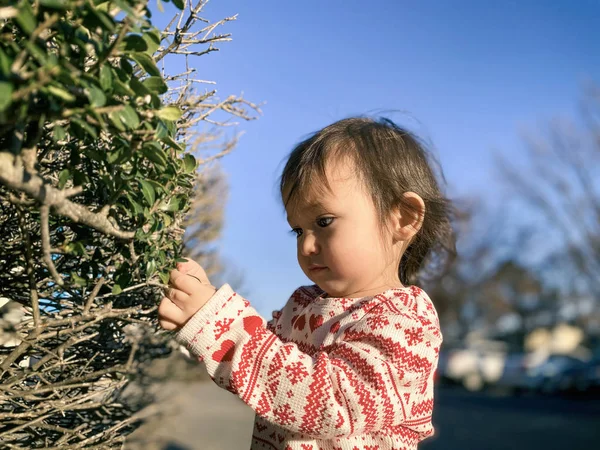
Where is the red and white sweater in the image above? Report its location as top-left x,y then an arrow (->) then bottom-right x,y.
175,283 -> 442,450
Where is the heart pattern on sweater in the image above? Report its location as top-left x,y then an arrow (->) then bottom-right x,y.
243,315 -> 262,336
291,314 -> 305,330
212,339 -> 235,362
309,314 -> 323,332
330,321 -> 341,333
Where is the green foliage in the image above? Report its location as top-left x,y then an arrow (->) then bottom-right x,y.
0,0 -> 198,290
0,0 -> 213,447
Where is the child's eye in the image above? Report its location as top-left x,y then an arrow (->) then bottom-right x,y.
289,228 -> 303,238
317,217 -> 334,228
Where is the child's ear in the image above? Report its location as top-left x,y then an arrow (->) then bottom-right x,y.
390,192 -> 425,242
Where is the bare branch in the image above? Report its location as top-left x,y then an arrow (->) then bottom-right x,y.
0,153 -> 135,239
40,205 -> 64,286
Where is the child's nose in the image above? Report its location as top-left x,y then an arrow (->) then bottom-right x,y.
300,232 -> 320,256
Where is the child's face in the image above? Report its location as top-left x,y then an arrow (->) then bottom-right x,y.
286,159 -> 403,298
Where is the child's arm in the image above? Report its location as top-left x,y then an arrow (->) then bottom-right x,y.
162,265 -> 441,441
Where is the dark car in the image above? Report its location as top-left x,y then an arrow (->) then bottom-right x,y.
556,356 -> 600,395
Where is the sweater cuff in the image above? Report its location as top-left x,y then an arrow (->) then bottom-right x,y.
174,283 -> 253,358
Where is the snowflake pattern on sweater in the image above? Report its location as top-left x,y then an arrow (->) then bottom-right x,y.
175,283 -> 442,450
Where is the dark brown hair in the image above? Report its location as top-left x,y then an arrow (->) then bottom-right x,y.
278,116 -> 456,286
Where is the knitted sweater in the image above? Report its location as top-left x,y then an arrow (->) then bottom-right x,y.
175,283 -> 442,450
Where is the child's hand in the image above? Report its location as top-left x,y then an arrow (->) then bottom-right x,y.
158,258 -> 217,331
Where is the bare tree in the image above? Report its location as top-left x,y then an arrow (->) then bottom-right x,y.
496,84 -> 600,302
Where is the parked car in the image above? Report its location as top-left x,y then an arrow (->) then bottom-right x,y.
526,354 -> 588,394
495,352 -> 530,394
555,355 -> 600,394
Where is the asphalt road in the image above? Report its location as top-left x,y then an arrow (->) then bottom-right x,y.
422,387 -> 600,450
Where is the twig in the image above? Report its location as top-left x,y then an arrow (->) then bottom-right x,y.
17,207 -> 41,331
83,277 -> 104,313
40,205 -> 64,286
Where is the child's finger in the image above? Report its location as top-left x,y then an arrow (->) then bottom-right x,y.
164,285 -> 190,308
158,317 -> 180,331
175,258 -> 199,274
158,296 -> 188,327
170,269 -> 210,295
175,257 -> 194,273
176,259 -> 210,284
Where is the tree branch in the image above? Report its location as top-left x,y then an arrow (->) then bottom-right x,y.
0,153 -> 135,239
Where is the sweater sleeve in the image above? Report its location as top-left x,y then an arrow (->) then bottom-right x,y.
175,283 -> 442,440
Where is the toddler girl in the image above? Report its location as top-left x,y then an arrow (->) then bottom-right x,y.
158,117 -> 455,450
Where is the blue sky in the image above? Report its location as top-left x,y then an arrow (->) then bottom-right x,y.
151,1 -> 600,318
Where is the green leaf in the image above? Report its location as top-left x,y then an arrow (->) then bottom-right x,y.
24,41 -> 47,64
182,154 -> 196,173
160,135 -> 182,151
158,271 -> 169,284
113,79 -> 135,96
47,85 -> 76,102
84,8 -> 115,33
114,0 -> 136,17
71,117 -> 98,139
107,144 -> 132,164
112,284 -> 123,295
0,82 -> 13,112
120,105 -> 140,129
156,105 -> 182,121
129,77 -> 151,97
126,193 -> 144,215
99,64 -> 113,91
143,29 -> 161,55
65,241 -> 87,256
58,169 -> 70,189
0,48 -> 12,77
145,179 -> 166,194
73,169 -> 89,186
172,0 -> 184,10
120,57 -> 133,76
160,196 -> 181,212
109,110 -> 126,131
155,121 -> 169,138
56,68 -> 76,89
139,179 -> 156,206
149,216 -> 161,233
71,272 -> 87,287
113,268 -> 131,294
39,0 -> 68,10
15,0 -> 36,35
87,84 -> 106,107
52,125 -> 66,142
149,93 -> 161,109
165,118 -> 176,135
142,142 -> 168,167
160,212 -> 172,227
121,34 -> 148,52
86,149 -> 103,162
86,106 -> 107,129
131,53 -> 160,77
146,259 -> 157,278
142,76 -> 168,95
106,146 -> 125,164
